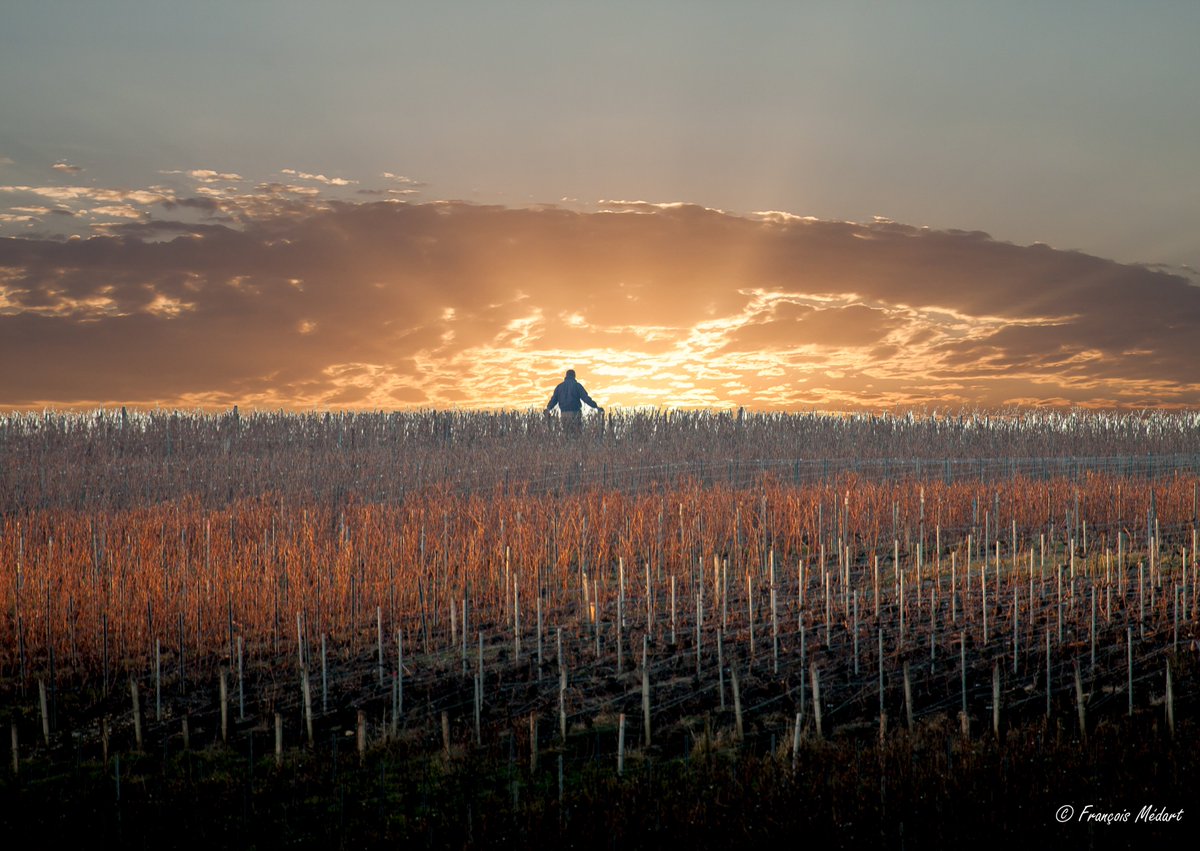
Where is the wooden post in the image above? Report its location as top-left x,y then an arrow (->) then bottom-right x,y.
1012,587 -> 1019,675
722,556 -> 728,631
748,571 -> 755,662
1173,583 -> 1180,655
810,664 -> 822,739
398,629 -> 404,717
1090,589 -> 1096,670
102,613 -> 110,699
595,578 -> 601,659
717,629 -> 725,710
529,713 -> 538,773
1029,549 -> 1035,621
391,667 -> 400,739
617,713 -> 626,776
358,710 -> 367,763
791,712 -> 802,770
237,635 -> 245,721
903,662 -> 914,730
474,675 -> 482,746
441,711 -> 450,758
825,572 -> 832,647
798,557 -> 806,614
38,678 -> 49,746
642,636 -> 651,747
960,632 -> 969,737
1045,629 -> 1052,719
155,638 -> 162,722
1127,627 -> 1133,717
731,660 -> 744,741
301,667 -> 314,746
559,664 -> 568,742
219,667 -> 228,744
616,570 -> 623,676
274,713 -> 282,767
1138,563 -> 1145,640
321,634 -> 328,714
645,559 -> 652,635
878,628 -> 885,739
670,576 -> 677,644
894,538 -> 901,605
181,714 -> 190,751
852,591 -> 859,676
376,605 -> 384,687
130,677 -> 143,750
10,722 -> 17,776
1074,661 -> 1086,740
982,554 -> 988,645
296,611 -> 304,671
772,572 -> 780,675
619,557 -> 625,632
1166,657 -> 1176,734
874,555 -> 880,618
992,662 -> 1001,740
951,556 -> 957,623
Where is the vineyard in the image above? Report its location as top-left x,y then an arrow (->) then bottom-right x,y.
2,408 -> 1199,847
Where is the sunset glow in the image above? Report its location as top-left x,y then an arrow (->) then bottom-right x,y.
1,2 -> 1197,412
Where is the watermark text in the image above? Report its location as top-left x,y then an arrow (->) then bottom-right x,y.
1056,804 -> 1183,825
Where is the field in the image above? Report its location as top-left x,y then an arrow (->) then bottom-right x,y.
2,408 -> 1199,848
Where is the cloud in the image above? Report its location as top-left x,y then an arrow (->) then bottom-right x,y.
254,182 -> 321,196
160,169 -> 244,183
598,199 -> 726,215
0,196 -> 1198,410
52,161 -> 83,174
381,173 -> 424,186
0,185 -> 175,206
721,303 -> 905,351
88,204 -> 145,220
281,168 -> 356,186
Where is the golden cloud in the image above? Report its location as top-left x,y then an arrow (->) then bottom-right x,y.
0,196 -> 1197,411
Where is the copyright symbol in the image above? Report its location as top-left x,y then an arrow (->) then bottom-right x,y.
1056,805 -> 1074,823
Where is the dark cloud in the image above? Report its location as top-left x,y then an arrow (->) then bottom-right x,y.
723,304 -> 903,352
160,196 -> 224,213
1,198 -> 1198,410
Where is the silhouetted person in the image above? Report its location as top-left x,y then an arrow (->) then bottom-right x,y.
545,369 -> 603,434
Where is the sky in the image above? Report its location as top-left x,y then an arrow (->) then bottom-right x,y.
1,1 -> 1198,412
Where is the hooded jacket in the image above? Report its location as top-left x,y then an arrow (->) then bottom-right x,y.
546,377 -> 599,413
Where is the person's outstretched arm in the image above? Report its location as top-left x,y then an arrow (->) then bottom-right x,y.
578,384 -> 603,412
546,385 -> 560,411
